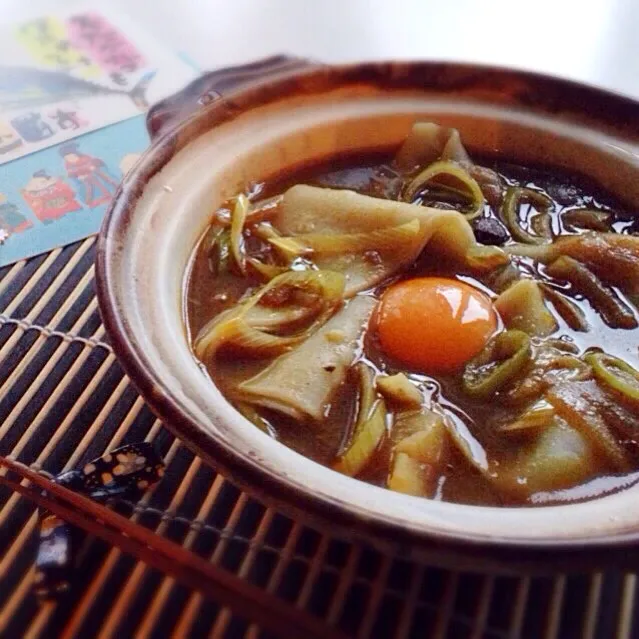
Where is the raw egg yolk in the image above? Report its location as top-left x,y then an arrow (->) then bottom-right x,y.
376,277 -> 497,373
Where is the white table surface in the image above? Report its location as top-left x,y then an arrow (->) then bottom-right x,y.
2,0 -> 639,101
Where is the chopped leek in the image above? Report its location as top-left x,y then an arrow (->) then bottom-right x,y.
494,280 -> 557,337
443,414 -> 491,476
507,233 -> 639,296
391,409 -> 443,444
546,256 -> 637,329
462,330 -> 532,399
467,164 -> 504,208
403,160 -> 485,220
387,409 -> 449,497
500,187 -> 553,245
376,373 -> 423,408
485,263 -> 522,294
539,284 -> 589,332
387,453 -> 430,496
334,364 -> 387,477
230,194 -> 250,275
241,303 -> 320,330
253,223 -> 310,262
585,352 -> 639,404
546,380 -> 631,471
499,399 -> 555,433
395,421 -> 447,462
214,321 -> 309,357
465,245 -> 512,271
236,402 -> 272,434
194,270 -> 345,360
247,258 -> 290,281
503,346 -> 591,406
561,208 -> 611,232
207,227 -> 231,276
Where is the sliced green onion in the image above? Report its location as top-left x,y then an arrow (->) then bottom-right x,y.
253,223 -> 311,262
194,269 -> 345,360
499,399 -> 555,433
247,258 -> 290,281
443,414 -> 491,476
494,280 -> 557,337
503,347 -> 591,407
334,363 -> 387,477
539,283 -> 589,332
465,245 -> 511,271
218,321 -> 311,357
388,409 -> 449,496
468,164 -> 503,208
376,373 -> 423,408
547,380 -> 631,471
403,160 -> 485,220
561,208 -> 611,232
245,194 -> 282,224
500,187 -> 553,245
585,352 -> 639,404
251,223 -> 278,241
236,402 -> 272,434
542,338 -> 580,355
546,256 -> 637,329
387,453 -> 429,496
462,330 -> 532,399
485,263 -> 522,293
418,184 -> 470,205
243,303 -> 320,330
229,194 -> 250,275
206,227 -> 231,276
505,242 -> 557,260
267,236 -> 313,260
391,409 -> 442,445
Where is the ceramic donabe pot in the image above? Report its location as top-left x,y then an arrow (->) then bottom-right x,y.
96,57 -> 639,573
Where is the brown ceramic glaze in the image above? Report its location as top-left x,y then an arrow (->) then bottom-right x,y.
96,59 -> 639,573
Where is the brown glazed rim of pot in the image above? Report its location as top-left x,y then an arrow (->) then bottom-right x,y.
96,59 -> 639,570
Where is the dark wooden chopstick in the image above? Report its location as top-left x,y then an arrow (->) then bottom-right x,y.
0,456 -> 347,639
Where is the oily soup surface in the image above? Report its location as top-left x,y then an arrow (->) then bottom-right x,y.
187,124 -> 639,507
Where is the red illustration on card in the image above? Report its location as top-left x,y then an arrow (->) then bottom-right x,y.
60,143 -> 118,208
21,170 -> 82,223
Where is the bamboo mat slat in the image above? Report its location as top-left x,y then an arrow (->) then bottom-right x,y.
0,236 -> 637,639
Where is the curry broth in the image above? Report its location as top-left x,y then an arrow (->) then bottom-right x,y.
187,152 -> 639,507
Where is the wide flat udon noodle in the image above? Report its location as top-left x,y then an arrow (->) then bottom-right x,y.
276,185 -> 504,296
238,295 -> 377,421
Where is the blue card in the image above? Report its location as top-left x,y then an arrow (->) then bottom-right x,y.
0,4 -> 199,268
0,114 -> 149,267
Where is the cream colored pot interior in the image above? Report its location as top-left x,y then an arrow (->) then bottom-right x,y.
119,87 -> 639,544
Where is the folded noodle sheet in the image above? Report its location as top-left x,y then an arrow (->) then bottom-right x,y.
239,295 -> 377,421
277,185 -> 503,296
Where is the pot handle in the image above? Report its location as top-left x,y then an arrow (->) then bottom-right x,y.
146,55 -> 318,141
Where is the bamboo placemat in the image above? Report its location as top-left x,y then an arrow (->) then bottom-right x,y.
0,236 -> 637,639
